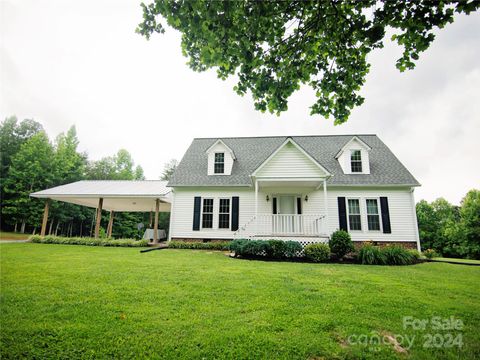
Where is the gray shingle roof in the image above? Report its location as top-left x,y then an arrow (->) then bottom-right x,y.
168,135 -> 420,187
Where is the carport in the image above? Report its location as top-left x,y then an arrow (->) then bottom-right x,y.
30,180 -> 171,242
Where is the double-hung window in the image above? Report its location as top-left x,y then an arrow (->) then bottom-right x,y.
214,153 -> 225,174
350,150 -> 362,173
218,198 -> 230,229
202,198 -> 213,228
366,199 -> 381,231
347,199 -> 362,231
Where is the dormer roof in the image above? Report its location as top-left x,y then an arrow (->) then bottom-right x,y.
205,139 -> 236,160
335,136 -> 372,159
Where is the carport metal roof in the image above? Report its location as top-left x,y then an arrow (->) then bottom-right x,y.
30,180 -> 171,212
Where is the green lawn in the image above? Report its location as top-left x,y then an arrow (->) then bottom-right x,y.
431,257 -> 480,265
0,231 -> 30,241
1,244 -> 479,359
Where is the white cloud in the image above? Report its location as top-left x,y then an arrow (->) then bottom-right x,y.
1,0 -> 479,204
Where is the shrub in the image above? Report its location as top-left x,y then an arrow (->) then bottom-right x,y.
357,244 -> 419,265
329,230 -> 354,259
304,243 -> 331,263
229,239 -> 267,256
266,240 -> 287,259
29,235 -> 148,247
229,239 -> 302,259
168,241 -> 230,251
357,244 -> 386,265
423,248 -> 438,259
382,245 -> 418,265
283,241 -> 303,258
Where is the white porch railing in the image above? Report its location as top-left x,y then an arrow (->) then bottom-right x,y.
234,214 -> 327,240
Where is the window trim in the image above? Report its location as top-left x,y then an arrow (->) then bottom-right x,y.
218,197 -> 231,229
350,149 -> 363,173
201,198 -> 214,229
346,197 -> 362,231
365,198 -> 382,232
214,152 -> 225,174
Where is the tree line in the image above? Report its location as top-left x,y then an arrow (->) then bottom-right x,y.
416,190 -> 479,259
0,116 -> 169,238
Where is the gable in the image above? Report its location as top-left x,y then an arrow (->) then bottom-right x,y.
255,141 -> 328,178
337,137 -> 371,174
206,140 -> 235,175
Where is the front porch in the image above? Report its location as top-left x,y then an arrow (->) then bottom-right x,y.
235,213 -> 328,237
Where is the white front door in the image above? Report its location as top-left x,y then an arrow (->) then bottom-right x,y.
278,195 -> 295,214
273,195 -> 300,234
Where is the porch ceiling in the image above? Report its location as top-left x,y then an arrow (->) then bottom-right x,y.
46,196 -> 171,212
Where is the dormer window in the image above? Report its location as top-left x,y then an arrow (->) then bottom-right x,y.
214,153 -> 225,174
350,150 -> 362,173
335,136 -> 371,175
206,139 -> 235,176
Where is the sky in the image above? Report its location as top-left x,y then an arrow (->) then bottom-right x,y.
1,0 -> 479,205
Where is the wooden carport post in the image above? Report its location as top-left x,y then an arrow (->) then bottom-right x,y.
94,198 -> 103,238
40,199 -> 50,236
107,210 -> 114,238
153,198 -> 160,243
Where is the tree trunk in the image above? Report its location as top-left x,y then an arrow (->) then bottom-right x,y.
90,213 -> 95,237
48,220 -> 54,235
14,223 -> 17,233
79,220 -> 83,237
21,221 -> 26,233
55,222 -> 60,236
32,228 -> 36,235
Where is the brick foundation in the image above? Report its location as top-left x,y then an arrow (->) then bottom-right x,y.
171,238 -> 231,243
353,241 -> 417,250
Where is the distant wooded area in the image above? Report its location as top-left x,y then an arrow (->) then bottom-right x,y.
0,116 -> 169,238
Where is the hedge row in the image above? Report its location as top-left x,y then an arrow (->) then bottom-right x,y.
29,235 -> 149,247
229,239 -> 303,259
168,241 -> 230,251
358,244 -> 420,265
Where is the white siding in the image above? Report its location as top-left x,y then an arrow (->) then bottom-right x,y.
256,142 -> 326,178
170,185 -> 419,245
326,187 -> 417,242
171,187 -> 254,239
207,142 -> 234,175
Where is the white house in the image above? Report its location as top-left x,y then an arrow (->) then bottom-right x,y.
168,135 -> 421,251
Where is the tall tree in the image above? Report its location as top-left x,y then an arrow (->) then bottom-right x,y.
86,149 -> 145,180
0,116 -> 43,198
160,159 -> 178,181
48,126 -> 88,236
138,1 -> 479,124
53,126 -> 87,184
3,132 -> 55,232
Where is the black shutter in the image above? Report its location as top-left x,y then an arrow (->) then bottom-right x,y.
338,197 -> 348,231
193,196 -> 201,231
272,197 -> 277,214
380,197 -> 391,233
231,196 -> 239,231
297,197 -> 302,215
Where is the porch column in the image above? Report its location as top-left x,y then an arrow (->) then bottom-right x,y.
255,180 -> 259,235
255,179 -> 258,218
323,180 -> 328,235
107,210 -> 114,238
40,199 -> 50,236
153,198 -> 160,243
94,198 -> 103,238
